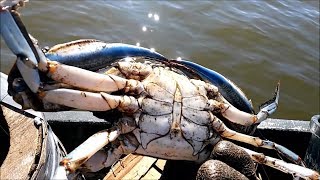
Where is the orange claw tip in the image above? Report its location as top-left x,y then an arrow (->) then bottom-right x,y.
311,173 -> 320,180
252,116 -> 258,123
47,61 -> 59,74
60,158 -> 76,173
59,158 -> 71,166
59,156 -> 89,173
38,91 -> 46,98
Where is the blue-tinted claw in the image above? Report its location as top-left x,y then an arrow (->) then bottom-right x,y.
176,59 -> 254,114
45,40 -> 168,71
257,82 -> 280,120
0,6 -> 45,93
15,57 -> 41,93
0,8 -> 38,68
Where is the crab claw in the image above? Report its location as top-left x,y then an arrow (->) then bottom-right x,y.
0,3 -> 47,93
255,81 -> 280,123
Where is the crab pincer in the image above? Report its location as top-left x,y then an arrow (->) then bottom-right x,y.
0,1 -> 47,94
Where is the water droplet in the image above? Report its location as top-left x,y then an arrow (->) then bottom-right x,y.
142,26 -> 147,32
154,14 -> 159,21
136,42 -> 140,46
177,57 -> 182,61
150,48 -> 155,52
148,13 -> 153,18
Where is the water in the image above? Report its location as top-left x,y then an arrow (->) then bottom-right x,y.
1,0 -> 319,120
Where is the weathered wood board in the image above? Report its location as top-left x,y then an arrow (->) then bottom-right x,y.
104,154 -> 167,180
0,104 -> 40,179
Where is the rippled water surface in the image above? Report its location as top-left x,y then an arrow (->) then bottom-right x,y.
1,1 -> 319,120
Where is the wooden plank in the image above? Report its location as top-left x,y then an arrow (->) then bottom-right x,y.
104,154 -> 143,180
0,104 -> 39,179
104,155 -> 167,180
104,154 -> 159,180
141,167 -> 162,180
155,159 -> 167,171
122,156 -> 157,180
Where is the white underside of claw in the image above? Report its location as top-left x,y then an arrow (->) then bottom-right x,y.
220,103 -> 257,126
47,61 -> 127,92
42,89 -> 121,111
61,128 -> 121,172
218,83 -> 280,126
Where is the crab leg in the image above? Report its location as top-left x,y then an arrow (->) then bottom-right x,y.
60,126 -> 121,172
242,148 -> 320,180
46,61 -> 130,92
211,116 -> 304,165
42,88 -> 140,112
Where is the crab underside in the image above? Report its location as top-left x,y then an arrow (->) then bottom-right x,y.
8,54 -> 320,179
1,1 -> 319,180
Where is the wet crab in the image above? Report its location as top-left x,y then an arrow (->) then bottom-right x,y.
1,2 -> 319,180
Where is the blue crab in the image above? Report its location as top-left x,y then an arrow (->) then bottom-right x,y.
1,1 -> 319,179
